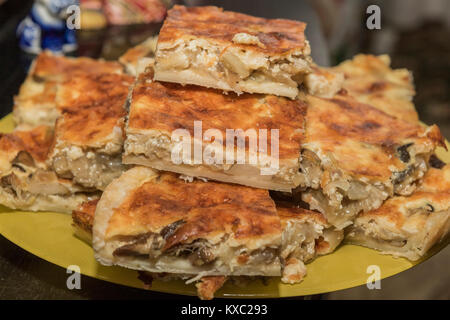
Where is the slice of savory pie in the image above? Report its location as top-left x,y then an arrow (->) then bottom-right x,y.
48,72 -> 134,190
93,166 -> 343,283
124,69 -> 306,192
119,36 -> 158,76
346,164 -> 450,261
153,5 -> 312,99
72,198 -> 229,299
13,51 -> 124,127
0,126 -> 97,213
332,54 -> 419,123
296,92 -> 445,229
93,166 -> 286,277
75,184 -> 342,299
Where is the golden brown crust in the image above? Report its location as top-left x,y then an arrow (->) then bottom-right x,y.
55,73 -> 133,146
33,51 -> 123,80
332,54 -> 418,122
0,126 -> 53,164
159,5 -> 307,55
105,172 -> 281,247
56,73 -> 134,109
128,74 -> 306,160
315,96 -> 436,147
305,93 -> 444,179
419,165 -> 450,193
13,51 -> 125,127
195,276 -> 227,300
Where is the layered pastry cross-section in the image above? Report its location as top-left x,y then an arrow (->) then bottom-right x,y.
0,126 -> 98,213
93,166 -> 286,277
13,51 -> 124,128
74,180 -> 342,299
276,203 -> 343,284
92,166 -> 343,284
124,68 -> 306,191
154,5 -> 312,99
72,198 -> 229,299
346,164 -> 450,261
48,72 -> 134,190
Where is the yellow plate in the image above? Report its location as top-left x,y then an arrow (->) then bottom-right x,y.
0,114 -> 448,298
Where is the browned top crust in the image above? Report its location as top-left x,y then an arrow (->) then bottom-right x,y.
55,73 -> 134,146
72,199 -> 99,234
56,72 -> 134,110
158,5 -> 307,55
33,51 -> 123,81
105,172 -> 281,247
305,93 -> 445,180
75,193 -> 331,238
128,72 -> 306,159
418,165 -> 450,193
13,52 -> 125,128
0,126 -> 53,164
332,54 -> 419,122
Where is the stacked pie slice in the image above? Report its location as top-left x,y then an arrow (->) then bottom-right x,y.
1,5 -> 448,300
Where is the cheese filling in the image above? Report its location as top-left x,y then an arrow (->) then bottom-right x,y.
155,40 -> 312,98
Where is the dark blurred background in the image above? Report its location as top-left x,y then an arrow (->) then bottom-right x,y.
0,0 -> 448,300
311,0 -> 450,139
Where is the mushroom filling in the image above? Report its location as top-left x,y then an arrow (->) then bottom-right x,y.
297,148 -> 429,227
52,152 -> 126,190
112,232 -> 279,267
0,169 -> 95,208
392,156 -> 427,195
297,150 -> 389,225
1,152 -> 79,198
